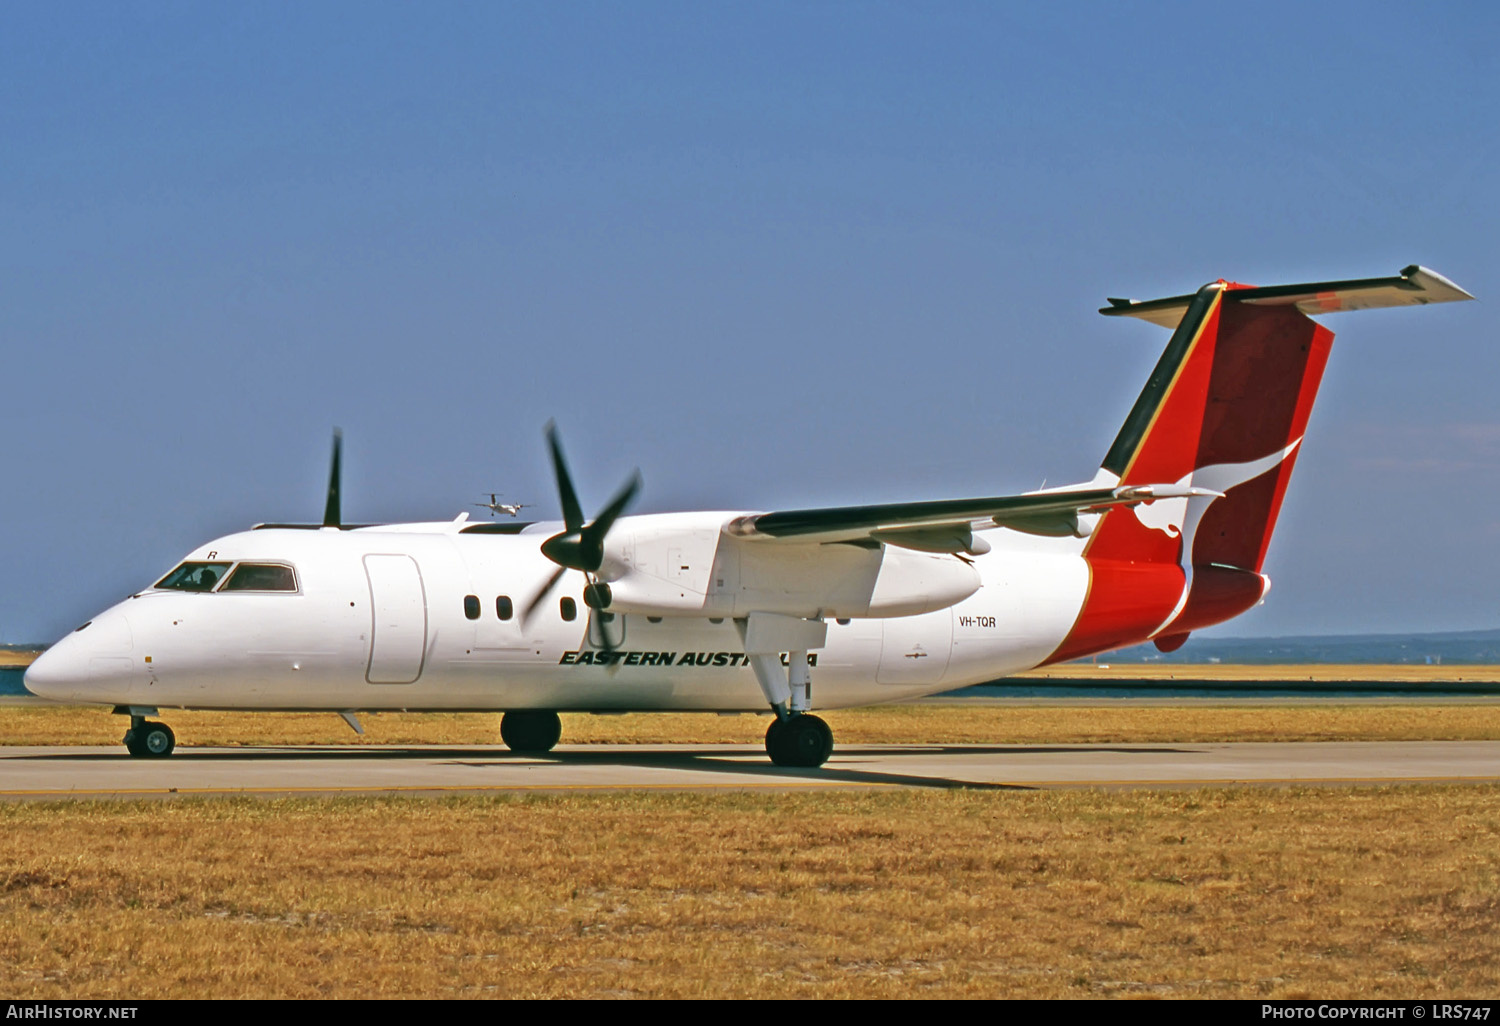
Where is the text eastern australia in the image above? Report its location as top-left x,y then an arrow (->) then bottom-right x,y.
559,651 -> 819,667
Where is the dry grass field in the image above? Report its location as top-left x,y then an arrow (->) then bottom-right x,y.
6,670 -> 1497,999
2,787 -> 1497,999
4,701 -> 1500,747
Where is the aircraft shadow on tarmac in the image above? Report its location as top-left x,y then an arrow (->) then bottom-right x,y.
474,745 -> 1199,791
436,747 -> 1074,791
14,743 -> 1204,792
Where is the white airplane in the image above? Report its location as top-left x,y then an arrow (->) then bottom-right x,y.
475,494 -> 531,518
24,266 -> 1473,766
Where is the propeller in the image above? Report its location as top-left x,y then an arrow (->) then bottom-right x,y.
323,429 -> 343,528
522,421 -> 641,635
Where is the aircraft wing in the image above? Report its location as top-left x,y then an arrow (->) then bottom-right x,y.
1100,264 -> 1474,329
726,483 -> 1218,552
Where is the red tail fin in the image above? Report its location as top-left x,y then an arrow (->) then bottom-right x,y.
1092,285 -> 1332,573
1046,265 -> 1472,663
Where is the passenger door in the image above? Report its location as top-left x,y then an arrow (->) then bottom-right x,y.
364,554 -> 428,684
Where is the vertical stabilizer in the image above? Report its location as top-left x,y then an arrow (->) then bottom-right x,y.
1091,284 -> 1332,575
1047,265 -> 1471,663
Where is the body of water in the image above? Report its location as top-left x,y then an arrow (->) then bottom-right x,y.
948,681 -> 1500,699
1,667 -> 30,696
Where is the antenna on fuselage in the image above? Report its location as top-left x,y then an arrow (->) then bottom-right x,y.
323,429 -> 343,528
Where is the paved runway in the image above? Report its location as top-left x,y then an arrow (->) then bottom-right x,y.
2,740 -> 1499,798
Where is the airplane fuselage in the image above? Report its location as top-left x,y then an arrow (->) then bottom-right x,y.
27,513 -> 1094,712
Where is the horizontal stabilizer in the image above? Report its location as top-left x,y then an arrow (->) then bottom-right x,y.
1101,265 -> 1473,329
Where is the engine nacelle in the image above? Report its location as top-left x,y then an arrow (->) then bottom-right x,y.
599,513 -> 980,619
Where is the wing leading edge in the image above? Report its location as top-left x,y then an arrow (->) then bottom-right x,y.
726,483 -> 1219,553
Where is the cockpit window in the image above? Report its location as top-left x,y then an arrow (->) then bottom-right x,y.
222,563 -> 298,592
154,562 -> 234,592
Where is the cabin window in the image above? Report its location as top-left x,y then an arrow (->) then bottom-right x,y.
496,596 -> 514,620
559,597 -> 577,621
155,561 -> 234,592
221,563 -> 298,592
463,595 -> 481,620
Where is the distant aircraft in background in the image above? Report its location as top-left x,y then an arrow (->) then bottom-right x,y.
25,266 -> 1473,766
474,494 -> 531,518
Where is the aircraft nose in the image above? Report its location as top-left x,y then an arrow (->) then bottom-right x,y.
24,610 -> 136,701
23,637 -> 89,700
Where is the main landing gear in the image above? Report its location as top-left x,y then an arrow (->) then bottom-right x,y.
742,613 -> 835,768
501,710 -> 562,754
765,713 -> 833,768
123,715 -> 176,758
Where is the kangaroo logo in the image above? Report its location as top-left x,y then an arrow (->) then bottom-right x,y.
1130,439 -> 1301,555
1135,439 -> 1301,640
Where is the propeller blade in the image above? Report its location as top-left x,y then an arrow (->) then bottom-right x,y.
581,470 -> 642,551
535,423 -> 642,575
323,429 -> 343,528
593,613 -> 622,656
521,565 -> 568,627
585,572 -> 623,657
545,421 -> 585,534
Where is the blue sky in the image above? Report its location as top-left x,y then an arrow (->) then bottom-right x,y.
2,1 -> 1495,642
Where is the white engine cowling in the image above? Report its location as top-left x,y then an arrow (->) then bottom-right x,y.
599,513 -> 980,619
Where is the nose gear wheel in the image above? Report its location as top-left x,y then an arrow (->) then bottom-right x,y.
124,720 -> 176,759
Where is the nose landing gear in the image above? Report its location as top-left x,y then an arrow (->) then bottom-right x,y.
123,716 -> 176,758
